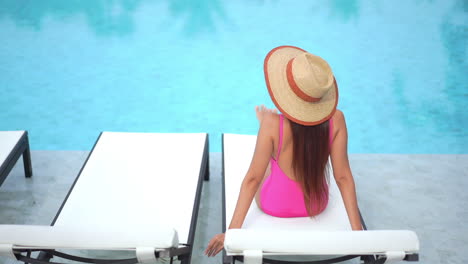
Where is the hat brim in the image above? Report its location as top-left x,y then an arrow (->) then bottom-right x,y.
264,46 -> 338,126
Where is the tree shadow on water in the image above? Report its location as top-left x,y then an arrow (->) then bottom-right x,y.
166,0 -> 227,36
439,0 -> 468,138
0,0 -> 144,36
329,0 -> 360,22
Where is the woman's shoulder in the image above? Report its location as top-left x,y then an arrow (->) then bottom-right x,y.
262,111 -> 281,129
332,109 -> 345,124
331,109 -> 348,136
258,112 -> 281,140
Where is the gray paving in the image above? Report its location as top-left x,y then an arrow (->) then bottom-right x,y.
0,152 -> 467,264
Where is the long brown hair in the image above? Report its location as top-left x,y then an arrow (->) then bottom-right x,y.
290,120 -> 330,216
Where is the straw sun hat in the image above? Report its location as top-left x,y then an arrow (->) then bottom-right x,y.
264,46 -> 338,126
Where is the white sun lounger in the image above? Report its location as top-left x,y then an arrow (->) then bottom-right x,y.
0,131 -> 33,187
222,134 -> 419,264
0,132 -> 209,264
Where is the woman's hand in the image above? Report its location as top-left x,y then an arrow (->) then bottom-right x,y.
255,105 -> 278,124
205,233 -> 225,257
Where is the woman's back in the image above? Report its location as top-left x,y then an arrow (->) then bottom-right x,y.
258,112 -> 336,217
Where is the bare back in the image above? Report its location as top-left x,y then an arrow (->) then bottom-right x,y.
254,110 -> 339,208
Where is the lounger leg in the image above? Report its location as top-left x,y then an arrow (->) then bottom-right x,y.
204,151 -> 210,181
361,255 -> 378,264
22,135 -> 33,178
223,252 -> 234,264
180,256 -> 190,264
37,251 -> 53,262
204,136 -> 210,181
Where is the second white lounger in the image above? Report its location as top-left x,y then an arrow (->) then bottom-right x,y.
0,132 -> 209,264
222,133 -> 419,264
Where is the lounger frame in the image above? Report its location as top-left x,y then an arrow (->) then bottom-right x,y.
221,134 -> 418,264
0,131 -> 32,187
19,132 -> 210,264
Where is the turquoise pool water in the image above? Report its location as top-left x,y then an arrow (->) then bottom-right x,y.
0,0 -> 466,153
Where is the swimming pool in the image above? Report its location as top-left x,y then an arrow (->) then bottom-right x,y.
0,0 -> 466,153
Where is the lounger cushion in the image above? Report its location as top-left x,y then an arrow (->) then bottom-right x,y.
54,132 -> 207,245
224,229 -> 419,255
0,225 -> 178,250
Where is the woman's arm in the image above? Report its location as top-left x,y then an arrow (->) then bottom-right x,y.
228,116 -> 273,228
205,113 -> 275,256
330,110 -> 363,230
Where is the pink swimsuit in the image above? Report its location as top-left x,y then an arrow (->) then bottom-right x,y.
260,115 -> 332,217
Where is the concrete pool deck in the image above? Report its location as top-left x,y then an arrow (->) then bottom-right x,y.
0,152 -> 467,264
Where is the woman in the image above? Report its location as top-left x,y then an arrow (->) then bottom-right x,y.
205,46 -> 362,257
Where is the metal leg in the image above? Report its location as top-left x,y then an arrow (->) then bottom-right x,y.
22,135 -> 33,178
204,152 -> 210,181
223,252 -> 234,264
37,251 -> 53,262
25,250 -> 31,264
180,256 -> 190,264
361,255 -> 377,264
204,136 -> 210,181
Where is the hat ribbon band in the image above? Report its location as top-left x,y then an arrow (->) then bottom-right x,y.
286,59 -> 320,103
